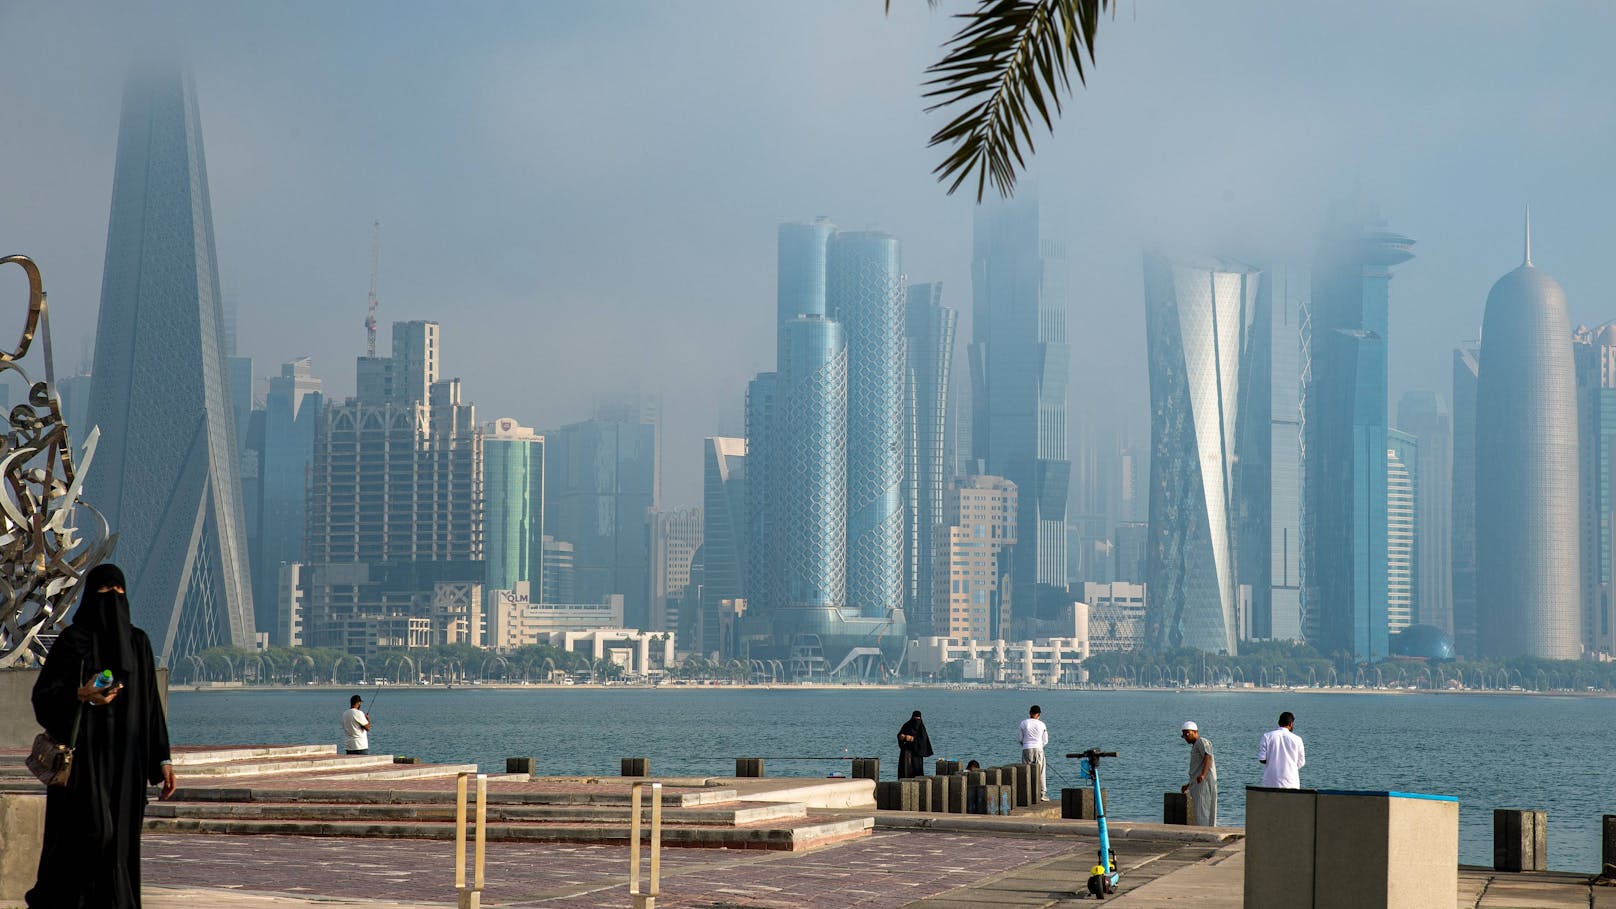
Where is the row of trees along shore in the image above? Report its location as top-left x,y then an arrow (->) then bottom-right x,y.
175,639 -> 1616,692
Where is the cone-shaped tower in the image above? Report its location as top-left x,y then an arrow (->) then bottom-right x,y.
1475,214 -> 1580,659
85,66 -> 255,663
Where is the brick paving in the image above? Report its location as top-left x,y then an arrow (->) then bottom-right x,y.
142,830 -> 1127,907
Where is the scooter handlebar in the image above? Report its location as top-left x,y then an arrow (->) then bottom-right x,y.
1066,751 -> 1119,759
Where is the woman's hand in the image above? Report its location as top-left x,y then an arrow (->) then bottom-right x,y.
76,680 -> 122,706
159,764 -> 177,800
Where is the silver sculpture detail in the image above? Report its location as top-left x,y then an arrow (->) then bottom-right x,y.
0,255 -> 116,668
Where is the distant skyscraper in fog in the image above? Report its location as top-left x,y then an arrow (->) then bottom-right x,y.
1396,390 -> 1452,634
701,437 -> 747,656
971,192 -> 1071,607
1303,198 -> 1413,662
1574,322 -> 1616,655
1141,253 -> 1251,654
904,282 -> 957,635
828,231 -> 906,619
1475,218 -> 1580,660
1451,340 -> 1481,655
544,417 -> 656,629
86,66 -> 254,662
252,358 -> 324,642
1386,430 -> 1417,635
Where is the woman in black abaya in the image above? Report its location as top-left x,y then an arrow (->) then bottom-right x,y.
896,710 -> 933,778
28,563 -> 175,909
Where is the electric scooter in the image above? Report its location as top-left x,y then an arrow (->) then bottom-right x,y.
1068,749 -> 1120,898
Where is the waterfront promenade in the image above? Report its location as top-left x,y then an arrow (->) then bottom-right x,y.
139,824 -> 1613,908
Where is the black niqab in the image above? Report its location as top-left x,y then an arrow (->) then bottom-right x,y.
73,563 -> 138,681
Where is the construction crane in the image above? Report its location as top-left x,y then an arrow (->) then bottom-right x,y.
365,221 -> 381,357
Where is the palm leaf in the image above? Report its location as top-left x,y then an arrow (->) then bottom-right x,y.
916,0 -> 1111,201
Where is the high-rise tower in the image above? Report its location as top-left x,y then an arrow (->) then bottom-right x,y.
86,66 -> 255,662
1475,216 -> 1581,659
1396,391 -> 1451,634
827,231 -> 906,619
904,283 -> 958,635
1303,198 -> 1413,662
1450,340 -> 1481,655
1142,254 -> 1254,654
970,193 -> 1071,612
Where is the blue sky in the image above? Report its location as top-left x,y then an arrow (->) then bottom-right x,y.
0,1 -> 1612,505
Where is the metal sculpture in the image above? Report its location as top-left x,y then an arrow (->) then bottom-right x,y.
0,254 -> 116,668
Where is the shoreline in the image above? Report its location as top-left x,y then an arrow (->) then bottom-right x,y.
171,681 -> 1616,698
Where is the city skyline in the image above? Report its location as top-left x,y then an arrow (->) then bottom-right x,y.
4,3 -> 1615,509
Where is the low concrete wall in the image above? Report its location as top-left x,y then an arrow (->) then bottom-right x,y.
1245,787 -> 1317,909
1314,791 -> 1457,909
0,667 -> 169,749
0,792 -> 45,904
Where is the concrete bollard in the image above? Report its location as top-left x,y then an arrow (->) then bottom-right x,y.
946,773 -> 968,813
935,759 -> 961,776
927,775 -> 952,812
1493,809 -> 1547,872
1164,791 -> 1191,825
980,766 -> 1002,786
1603,815 -> 1616,878
506,756 -> 536,775
851,757 -> 881,782
1062,787 -> 1108,820
967,784 -> 1013,815
876,779 -> 925,811
393,756 -> 420,764
621,757 -> 649,777
735,758 -> 765,778
0,793 -> 45,905
1012,763 -> 1033,807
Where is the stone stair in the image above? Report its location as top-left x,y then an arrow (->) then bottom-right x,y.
0,745 -> 875,851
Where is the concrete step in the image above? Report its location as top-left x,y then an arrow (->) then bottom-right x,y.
307,763 -> 480,782
169,745 -> 337,766
174,754 -> 401,778
148,798 -> 809,826
169,784 -> 742,808
141,813 -> 874,851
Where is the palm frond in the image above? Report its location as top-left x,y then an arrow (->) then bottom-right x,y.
922,0 -> 1111,201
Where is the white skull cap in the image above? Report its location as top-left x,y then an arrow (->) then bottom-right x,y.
1181,721 -> 1198,732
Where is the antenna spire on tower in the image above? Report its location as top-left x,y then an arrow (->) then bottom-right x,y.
1523,206 -> 1533,267
365,221 -> 381,357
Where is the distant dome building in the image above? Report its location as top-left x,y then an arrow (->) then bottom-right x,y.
1475,214 -> 1581,659
1390,624 -> 1456,661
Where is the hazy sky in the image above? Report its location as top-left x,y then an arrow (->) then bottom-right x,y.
1,1 -> 1612,507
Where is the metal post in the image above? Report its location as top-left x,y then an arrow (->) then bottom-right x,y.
630,781 -> 663,909
472,773 -> 487,909
454,772 -> 468,900
629,781 -> 643,904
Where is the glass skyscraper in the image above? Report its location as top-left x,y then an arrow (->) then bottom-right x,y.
828,231 -> 906,619
482,418 -> 544,596
1141,254 -> 1254,654
253,358 -> 324,643
701,437 -> 747,656
1450,341 -> 1481,656
1396,390 -> 1452,634
1303,198 -> 1413,662
904,282 -> 958,635
970,193 -> 1071,613
85,66 -> 255,662
544,418 -> 656,629
1386,429 -> 1418,635
1475,224 -> 1580,660
1252,266 -> 1306,642
778,315 -> 849,609
1574,322 -> 1616,654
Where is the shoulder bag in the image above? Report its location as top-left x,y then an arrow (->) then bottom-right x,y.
25,662 -> 87,787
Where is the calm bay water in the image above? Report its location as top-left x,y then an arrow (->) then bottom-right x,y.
168,686 -> 1614,872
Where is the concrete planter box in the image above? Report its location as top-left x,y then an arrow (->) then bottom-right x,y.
0,793 -> 45,904
1246,787 -> 1458,909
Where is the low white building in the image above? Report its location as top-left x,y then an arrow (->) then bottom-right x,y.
485,582 -> 626,651
1083,581 -> 1148,653
543,629 -> 676,678
906,635 -> 1088,685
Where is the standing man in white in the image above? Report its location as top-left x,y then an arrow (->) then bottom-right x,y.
1257,711 -> 1305,788
1018,705 -> 1050,802
343,694 -> 373,755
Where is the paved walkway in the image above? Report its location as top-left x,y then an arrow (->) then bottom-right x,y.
141,830 -> 1616,908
